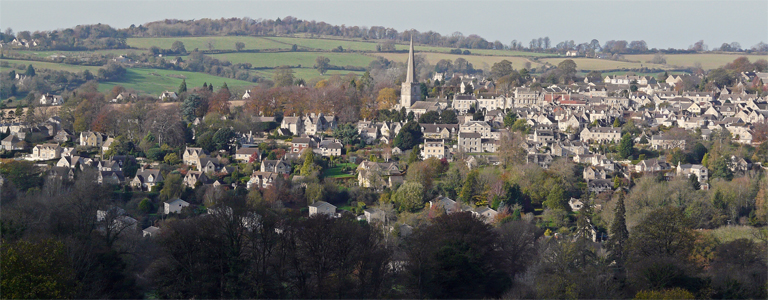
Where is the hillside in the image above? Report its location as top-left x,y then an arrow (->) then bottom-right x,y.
2,34 -> 766,99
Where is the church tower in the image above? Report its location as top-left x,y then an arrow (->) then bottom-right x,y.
400,36 -> 421,108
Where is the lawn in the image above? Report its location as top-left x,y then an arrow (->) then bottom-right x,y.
704,225 -> 764,243
623,53 -> 768,70
323,162 -> 358,179
210,51 -> 376,69
98,67 -> 255,96
0,58 -> 100,73
375,52 -> 541,70
127,36 -> 290,51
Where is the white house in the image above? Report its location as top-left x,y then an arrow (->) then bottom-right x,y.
164,198 -> 190,214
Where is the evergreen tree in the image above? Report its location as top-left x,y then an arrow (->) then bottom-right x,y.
618,133 -> 634,159
178,79 -> 187,95
607,191 -> 629,266
459,169 -> 480,203
26,64 -> 35,77
688,174 -> 701,190
407,145 -> 421,164
300,149 -> 315,176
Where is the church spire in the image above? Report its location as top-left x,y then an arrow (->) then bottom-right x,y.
406,35 -> 415,83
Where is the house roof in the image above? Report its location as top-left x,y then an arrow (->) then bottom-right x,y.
165,198 -> 189,206
308,201 -> 336,209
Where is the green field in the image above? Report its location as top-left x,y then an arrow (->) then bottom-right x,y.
210,51 -> 376,69
376,52 -> 541,70
623,53 -> 768,70
98,68 -> 255,96
127,36 -> 290,51
252,68 -> 364,81
0,58 -> 100,73
268,36 -> 381,51
539,57 -> 670,71
10,49 -> 143,59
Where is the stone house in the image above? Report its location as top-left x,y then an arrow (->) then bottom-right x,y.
357,160 -> 401,188
421,139 -> 448,160
183,147 -> 208,167
79,131 -> 105,148
458,132 -> 482,153
260,159 -> 291,175
235,147 -> 260,163
183,171 -> 209,188
131,168 -> 163,190
579,127 -> 621,144
247,171 -> 280,189
308,201 -> 336,217
1,135 -> 26,150
32,143 -> 61,160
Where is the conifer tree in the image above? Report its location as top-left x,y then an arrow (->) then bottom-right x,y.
607,191 -> 629,266
178,79 -> 187,95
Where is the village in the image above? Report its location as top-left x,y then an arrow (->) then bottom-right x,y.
2,38 -> 767,237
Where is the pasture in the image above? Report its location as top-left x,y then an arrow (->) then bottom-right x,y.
0,58 -> 100,73
375,52 -> 542,71
209,51 -> 376,69
623,53 -> 768,70
98,68 -> 255,96
538,57 -> 669,71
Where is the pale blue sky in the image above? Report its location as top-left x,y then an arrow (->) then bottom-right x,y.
1,0 -> 766,49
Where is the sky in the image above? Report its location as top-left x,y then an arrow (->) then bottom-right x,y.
1,0 -> 766,50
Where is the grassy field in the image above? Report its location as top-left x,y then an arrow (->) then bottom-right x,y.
539,57 -> 669,71
127,36 -> 290,51
270,36 -> 553,57
10,49 -> 142,58
98,68 -> 255,96
623,53 -> 768,70
580,70 -> 691,78
704,225 -> 764,243
210,51 -> 376,69
268,36 -> 381,52
0,58 -> 100,73
375,52 -> 541,70
252,68 -> 364,81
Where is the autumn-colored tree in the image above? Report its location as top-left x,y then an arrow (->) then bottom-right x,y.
376,87 -> 398,110
208,84 -> 232,115
109,85 -> 126,100
91,107 -> 120,136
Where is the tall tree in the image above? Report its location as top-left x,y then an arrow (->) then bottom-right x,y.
394,121 -> 422,150
178,79 -> 187,95
607,191 -> 629,266
26,64 -> 35,77
315,56 -> 331,75
618,133 -> 634,159
272,66 -> 295,87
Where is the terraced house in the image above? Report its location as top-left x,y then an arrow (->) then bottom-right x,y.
579,127 -> 621,143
